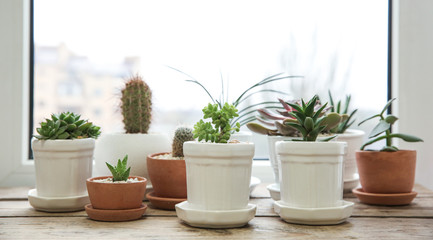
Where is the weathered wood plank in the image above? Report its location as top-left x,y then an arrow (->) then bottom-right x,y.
1,195 -> 433,218
0,216 -> 432,239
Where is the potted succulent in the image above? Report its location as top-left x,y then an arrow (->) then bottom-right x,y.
175,103 -> 256,229
327,91 -> 364,192
94,75 -> 170,190
146,126 -> 195,210
353,98 -> 423,205
85,155 -> 148,222
28,112 -> 101,212
246,97 -> 343,200
273,95 -> 354,225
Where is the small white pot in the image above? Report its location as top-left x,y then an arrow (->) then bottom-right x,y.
94,133 -> 170,186
32,138 -> 95,197
336,129 -> 365,180
267,136 -> 293,185
276,141 -> 346,208
183,142 -> 255,210
229,131 -> 252,142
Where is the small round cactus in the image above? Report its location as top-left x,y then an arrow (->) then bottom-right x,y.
121,75 -> 152,133
172,127 -> 195,158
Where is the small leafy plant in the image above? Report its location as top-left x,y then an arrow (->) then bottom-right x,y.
172,126 -> 195,157
284,95 -> 338,142
328,90 -> 358,133
169,66 -> 302,128
193,103 -> 240,143
106,155 -> 131,182
34,112 -> 101,140
358,98 -> 423,151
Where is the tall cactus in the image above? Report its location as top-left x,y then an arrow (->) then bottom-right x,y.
172,127 -> 194,157
121,75 -> 152,133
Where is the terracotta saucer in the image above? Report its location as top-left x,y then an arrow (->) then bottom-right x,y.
85,204 -> 147,222
352,188 -> 417,206
146,191 -> 186,210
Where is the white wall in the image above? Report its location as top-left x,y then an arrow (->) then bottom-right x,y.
394,0 -> 433,190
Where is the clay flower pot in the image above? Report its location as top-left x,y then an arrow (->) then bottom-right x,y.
356,150 -> 416,193
85,176 -> 148,221
147,152 -> 187,198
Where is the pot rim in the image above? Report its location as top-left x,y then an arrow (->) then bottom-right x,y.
276,141 -> 347,156
148,152 -> 185,160
356,149 -> 416,154
87,176 -> 147,184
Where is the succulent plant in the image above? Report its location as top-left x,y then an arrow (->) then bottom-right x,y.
121,75 -> 152,133
106,155 -> 131,182
193,102 -> 240,143
168,66 -> 302,128
246,97 -> 342,137
358,98 -> 423,151
172,126 -> 195,157
282,95 -> 337,141
328,90 -> 358,133
34,112 -> 101,140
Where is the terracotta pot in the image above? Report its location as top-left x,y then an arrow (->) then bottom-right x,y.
86,176 -> 147,210
356,150 -> 416,193
147,152 -> 187,198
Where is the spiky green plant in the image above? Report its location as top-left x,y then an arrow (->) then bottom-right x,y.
284,95 -> 338,142
121,75 -> 152,133
106,155 -> 131,182
358,98 -> 423,151
328,90 -> 358,133
172,126 -> 195,157
168,66 -> 302,128
193,103 -> 240,143
34,112 -> 101,140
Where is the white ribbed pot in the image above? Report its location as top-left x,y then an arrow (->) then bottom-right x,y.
183,142 -> 255,210
229,131 -> 252,142
336,129 -> 365,180
94,133 -> 170,186
276,141 -> 346,208
267,136 -> 292,185
32,138 -> 95,197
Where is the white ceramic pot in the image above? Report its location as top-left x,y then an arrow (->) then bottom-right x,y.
32,138 -> 95,197
183,142 -> 255,210
94,133 -> 170,186
276,141 -> 346,208
229,131 -> 252,142
337,129 -> 365,180
267,136 -> 292,185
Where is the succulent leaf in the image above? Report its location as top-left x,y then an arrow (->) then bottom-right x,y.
105,155 -> 131,182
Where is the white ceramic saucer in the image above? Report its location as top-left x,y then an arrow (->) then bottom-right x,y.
266,183 -> 281,201
344,173 -> 360,193
273,200 -> 354,225
250,176 -> 261,195
28,189 -> 90,212
175,201 -> 257,228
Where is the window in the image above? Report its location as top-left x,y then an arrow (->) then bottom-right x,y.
0,0 -> 390,186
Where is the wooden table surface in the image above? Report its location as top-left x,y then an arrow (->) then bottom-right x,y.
1,184 -> 432,239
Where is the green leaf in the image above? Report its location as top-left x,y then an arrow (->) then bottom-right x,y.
392,133 -> 423,142
358,114 -> 381,126
369,120 -> 390,138
385,115 -> 399,124
380,98 -> 396,116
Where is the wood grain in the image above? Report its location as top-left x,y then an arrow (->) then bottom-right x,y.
0,217 -> 432,239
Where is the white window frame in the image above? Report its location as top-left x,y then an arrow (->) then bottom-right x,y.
0,0 -> 34,187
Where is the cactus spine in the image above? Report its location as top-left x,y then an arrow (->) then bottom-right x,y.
121,75 -> 152,133
172,127 -> 194,158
